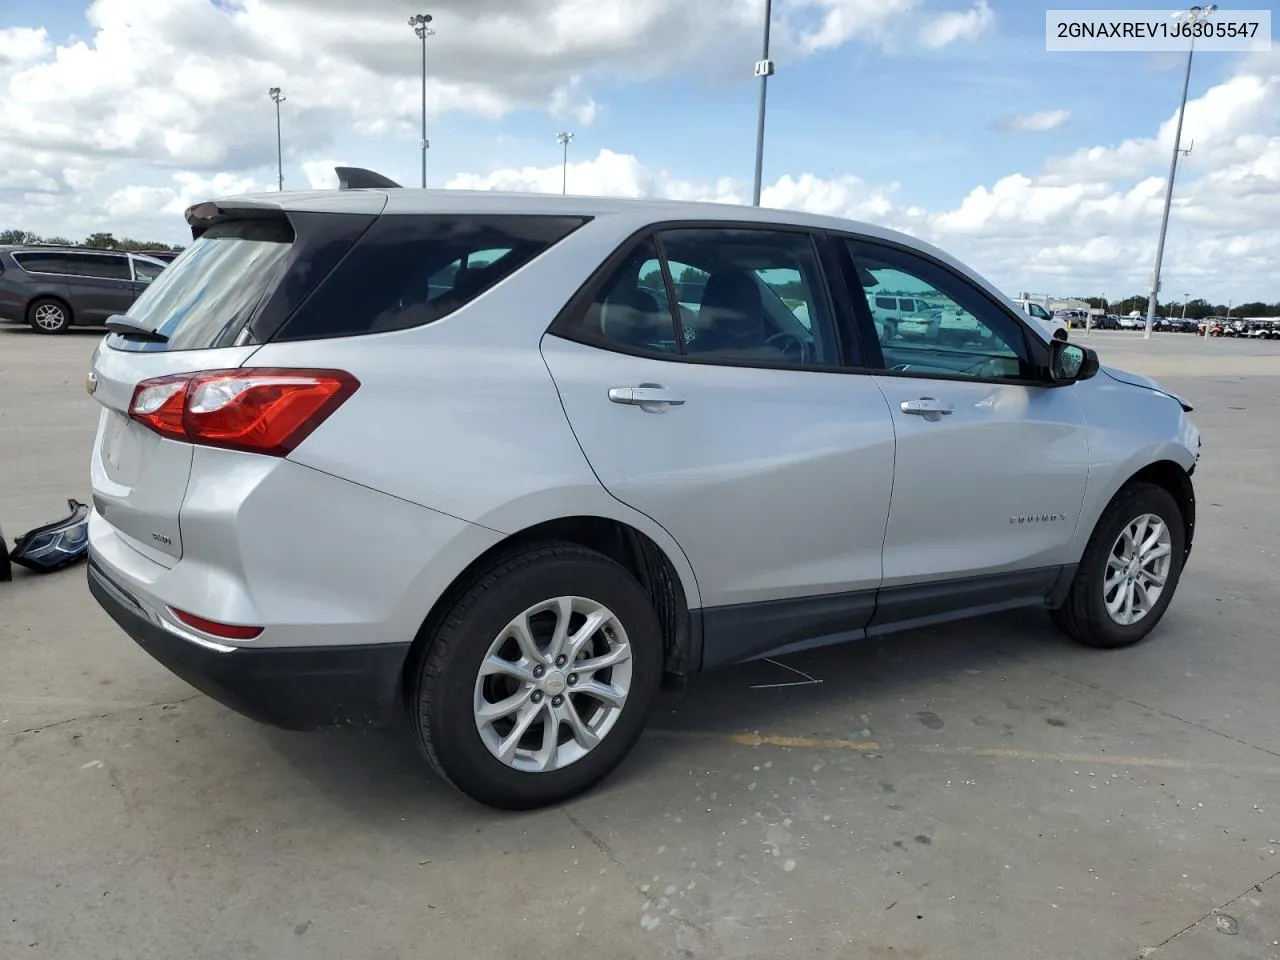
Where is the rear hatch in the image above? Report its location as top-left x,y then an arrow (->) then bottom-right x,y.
88,197 -> 383,566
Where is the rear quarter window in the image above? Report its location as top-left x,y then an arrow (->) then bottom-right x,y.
271,214 -> 587,342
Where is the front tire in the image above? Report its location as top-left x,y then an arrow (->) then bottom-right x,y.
409,542 -> 663,810
28,297 -> 71,334
1051,482 -> 1186,649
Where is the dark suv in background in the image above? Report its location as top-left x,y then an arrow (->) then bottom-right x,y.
0,246 -> 170,334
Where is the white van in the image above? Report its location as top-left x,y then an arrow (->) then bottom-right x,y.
1012,298 -> 1068,340
868,294 -> 943,340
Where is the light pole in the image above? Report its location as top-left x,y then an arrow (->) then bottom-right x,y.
751,0 -> 775,206
268,87 -> 285,191
1182,294 -> 1191,321
408,13 -> 435,188
1143,3 -> 1215,340
556,132 -> 574,194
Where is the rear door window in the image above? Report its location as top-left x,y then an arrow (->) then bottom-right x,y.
72,254 -> 131,281
13,252 -> 69,275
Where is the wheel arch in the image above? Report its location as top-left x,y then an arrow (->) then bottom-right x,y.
1075,458 -> 1195,567
1126,459 -> 1196,561
403,514 -> 701,702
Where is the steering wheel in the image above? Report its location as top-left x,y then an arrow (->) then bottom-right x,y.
766,331 -> 809,364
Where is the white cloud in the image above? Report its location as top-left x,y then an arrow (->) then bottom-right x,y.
302,160 -> 345,190
0,0 -> 933,181
791,0 -> 919,55
447,148 -> 719,200
103,171 -> 262,222
0,27 -> 49,65
549,76 -> 600,127
918,0 -> 993,49
1000,109 -> 1071,133
102,185 -> 175,218
0,0 -> 957,244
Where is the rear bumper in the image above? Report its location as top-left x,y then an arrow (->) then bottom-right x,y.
88,558 -> 410,730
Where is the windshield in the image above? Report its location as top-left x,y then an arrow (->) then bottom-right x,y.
111,218 -> 294,352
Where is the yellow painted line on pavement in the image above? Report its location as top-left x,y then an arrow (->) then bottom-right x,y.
648,729 -> 1280,776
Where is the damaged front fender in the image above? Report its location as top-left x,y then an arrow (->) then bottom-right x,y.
8,499 -> 90,574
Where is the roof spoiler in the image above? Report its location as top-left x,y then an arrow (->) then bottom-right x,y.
335,166 -> 402,190
183,200 -> 290,240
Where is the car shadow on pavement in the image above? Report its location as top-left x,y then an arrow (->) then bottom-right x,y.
245,608 -> 1066,816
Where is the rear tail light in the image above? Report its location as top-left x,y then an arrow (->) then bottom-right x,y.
128,368 -> 358,456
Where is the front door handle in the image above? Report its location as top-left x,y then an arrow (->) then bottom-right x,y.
901,397 -> 953,417
609,386 -> 686,407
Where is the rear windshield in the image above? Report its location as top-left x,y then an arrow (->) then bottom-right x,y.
113,218 -> 294,352
108,213 -> 586,351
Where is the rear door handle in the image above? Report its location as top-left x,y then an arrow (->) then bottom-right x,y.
609,386 -> 686,407
901,397 -> 953,417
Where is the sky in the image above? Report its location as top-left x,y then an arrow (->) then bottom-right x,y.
0,0 -> 1276,304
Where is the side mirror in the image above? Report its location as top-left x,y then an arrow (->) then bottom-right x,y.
1048,339 -> 1099,383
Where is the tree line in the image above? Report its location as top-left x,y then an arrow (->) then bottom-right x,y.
1074,295 -> 1280,320
0,228 -> 184,253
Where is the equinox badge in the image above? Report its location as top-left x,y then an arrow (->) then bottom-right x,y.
1010,513 -> 1066,524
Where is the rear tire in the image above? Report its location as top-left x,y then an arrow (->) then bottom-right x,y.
27,297 -> 71,334
1051,482 -> 1186,649
409,542 -> 663,810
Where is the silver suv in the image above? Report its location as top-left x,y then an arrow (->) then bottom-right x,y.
85,174 -> 1200,809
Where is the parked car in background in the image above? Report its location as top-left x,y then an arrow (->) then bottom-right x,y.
867,293 -> 944,341
1012,299 -> 1068,340
84,176 -> 1202,809
133,249 -> 182,263
0,246 -> 169,333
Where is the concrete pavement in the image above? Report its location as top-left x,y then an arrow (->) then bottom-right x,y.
2,325 -> 1278,959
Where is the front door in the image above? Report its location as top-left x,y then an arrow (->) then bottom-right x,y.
836,237 -> 1090,589
541,226 -> 897,667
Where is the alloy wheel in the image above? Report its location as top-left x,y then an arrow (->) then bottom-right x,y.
1104,513 -> 1173,626
473,596 -> 633,773
33,303 -> 66,331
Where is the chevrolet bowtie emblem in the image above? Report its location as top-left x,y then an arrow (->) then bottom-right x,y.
85,371 -> 98,395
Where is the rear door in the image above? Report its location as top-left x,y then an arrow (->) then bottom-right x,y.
542,225 -> 897,668
68,253 -> 135,323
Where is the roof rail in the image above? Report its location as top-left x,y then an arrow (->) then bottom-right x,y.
335,166 -> 402,190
